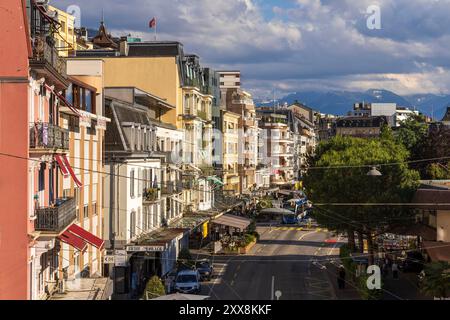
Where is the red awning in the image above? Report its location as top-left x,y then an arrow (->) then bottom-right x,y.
55,155 -> 69,178
68,224 -> 104,250
61,155 -> 83,188
59,230 -> 88,252
45,84 -> 80,116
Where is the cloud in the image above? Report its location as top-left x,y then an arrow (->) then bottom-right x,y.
52,0 -> 450,99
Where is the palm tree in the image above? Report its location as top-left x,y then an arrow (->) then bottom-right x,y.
420,261 -> 450,299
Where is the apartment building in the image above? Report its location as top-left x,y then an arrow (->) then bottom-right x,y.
257,112 -> 295,187
48,5 -> 76,57
224,89 -> 258,193
222,111 -> 241,195
0,0 -> 33,300
0,1 -> 110,300
74,39 -> 216,214
102,87 -> 186,298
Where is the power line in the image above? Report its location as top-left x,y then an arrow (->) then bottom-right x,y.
306,156 -> 450,170
0,151 -> 223,195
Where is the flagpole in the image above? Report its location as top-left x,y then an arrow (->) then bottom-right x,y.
154,18 -> 157,41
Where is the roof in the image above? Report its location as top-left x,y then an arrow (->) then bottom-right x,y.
412,189 -> 450,210
134,228 -> 186,246
212,214 -> 251,230
423,241 -> 450,262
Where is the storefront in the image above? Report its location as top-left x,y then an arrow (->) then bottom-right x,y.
112,228 -> 187,299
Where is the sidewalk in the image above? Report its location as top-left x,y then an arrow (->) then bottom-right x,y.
382,271 -> 430,300
325,262 -> 361,300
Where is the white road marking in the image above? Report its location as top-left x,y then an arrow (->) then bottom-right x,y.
298,230 -> 317,241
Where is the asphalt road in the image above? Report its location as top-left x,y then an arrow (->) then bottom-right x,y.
201,226 -> 341,300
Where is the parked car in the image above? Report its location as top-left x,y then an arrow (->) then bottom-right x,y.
196,260 -> 214,281
399,251 -> 425,273
174,269 -> 201,294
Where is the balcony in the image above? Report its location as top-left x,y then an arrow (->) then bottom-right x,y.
143,188 -> 160,204
35,198 -> 76,235
243,119 -> 256,127
30,122 -> 70,154
30,37 -> 68,88
197,110 -> 210,122
162,181 -> 183,195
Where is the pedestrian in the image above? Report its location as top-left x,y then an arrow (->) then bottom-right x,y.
382,261 -> 389,277
337,266 -> 346,289
392,261 -> 399,279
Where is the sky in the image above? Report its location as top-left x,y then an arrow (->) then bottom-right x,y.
54,0 -> 450,100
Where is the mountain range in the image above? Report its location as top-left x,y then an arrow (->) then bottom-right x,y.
255,89 -> 450,120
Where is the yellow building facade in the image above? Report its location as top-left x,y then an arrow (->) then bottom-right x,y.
222,111 -> 241,195
49,5 -> 76,57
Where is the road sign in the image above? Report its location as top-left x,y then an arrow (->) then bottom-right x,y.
103,255 -> 115,264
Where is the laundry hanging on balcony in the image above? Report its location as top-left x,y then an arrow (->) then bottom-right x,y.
57,155 -> 83,188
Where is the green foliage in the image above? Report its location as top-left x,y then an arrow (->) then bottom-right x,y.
304,134 -> 420,234
412,123 -> 450,179
178,247 -> 192,261
395,116 -> 428,154
420,261 -> 450,299
339,245 -> 382,300
426,162 -> 450,180
243,233 -> 256,246
177,248 -> 195,269
142,276 -> 166,299
257,199 -> 273,210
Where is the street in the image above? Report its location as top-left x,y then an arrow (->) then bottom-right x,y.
200,225 -> 342,300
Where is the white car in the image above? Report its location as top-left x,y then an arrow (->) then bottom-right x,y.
174,270 -> 201,294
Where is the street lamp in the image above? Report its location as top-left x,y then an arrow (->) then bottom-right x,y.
367,166 -> 382,177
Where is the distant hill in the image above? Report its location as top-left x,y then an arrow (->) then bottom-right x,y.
256,89 -> 450,119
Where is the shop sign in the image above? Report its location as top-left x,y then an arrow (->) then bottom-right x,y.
126,245 -> 166,253
115,250 -> 128,267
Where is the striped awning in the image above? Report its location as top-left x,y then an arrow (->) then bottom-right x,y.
212,214 -> 251,230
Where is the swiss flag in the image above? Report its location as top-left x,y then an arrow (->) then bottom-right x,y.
149,17 -> 156,28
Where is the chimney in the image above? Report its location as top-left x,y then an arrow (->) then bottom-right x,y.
119,36 -> 129,56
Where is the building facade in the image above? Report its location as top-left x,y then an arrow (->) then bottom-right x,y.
257,112 -> 295,188
222,111 -> 241,195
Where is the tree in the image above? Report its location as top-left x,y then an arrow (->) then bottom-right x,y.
304,134 -> 420,262
395,114 -> 428,156
420,261 -> 450,299
413,123 -> 450,178
142,276 -> 166,300
177,248 -> 194,270
426,162 -> 450,180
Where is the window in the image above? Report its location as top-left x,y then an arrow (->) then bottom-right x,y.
83,205 -> 89,219
92,202 -> 97,216
130,170 -> 135,198
137,169 -> 142,197
137,207 -> 141,234
130,211 -> 136,239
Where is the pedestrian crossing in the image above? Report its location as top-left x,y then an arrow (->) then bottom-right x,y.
271,226 -> 328,232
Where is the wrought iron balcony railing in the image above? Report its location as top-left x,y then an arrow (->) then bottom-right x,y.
29,122 -> 70,152
35,198 -> 76,234
31,37 -> 67,78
